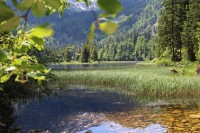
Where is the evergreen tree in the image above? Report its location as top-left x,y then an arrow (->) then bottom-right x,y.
125,41 -> 131,60
134,36 -> 146,61
98,48 -> 104,61
65,46 -> 73,62
90,44 -> 98,62
80,45 -> 90,62
182,0 -> 200,61
115,44 -> 122,61
108,44 -> 116,60
75,47 -> 81,61
196,22 -> 200,58
157,0 -> 186,61
102,45 -> 109,61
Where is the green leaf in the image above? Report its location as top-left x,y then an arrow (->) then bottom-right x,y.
0,87 -> 3,91
97,0 -> 123,15
0,2 -> 15,22
12,59 -> 22,66
37,76 -> 45,80
28,23 -> 54,38
27,23 -> 53,51
44,0 -> 62,9
102,15 -> 132,23
29,36 -> 45,51
32,1 -> 46,18
0,71 -> 15,83
0,49 -> 8,62
87,22 -> 96,44
77,0 -> 91,7
26,72 -> 46,80
99,22 -> 119,34
23,64 -> 50,73
0,16 -> 21,32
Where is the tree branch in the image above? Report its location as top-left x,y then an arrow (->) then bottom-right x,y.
89,3 -> 100,30
20,8 -> 31,32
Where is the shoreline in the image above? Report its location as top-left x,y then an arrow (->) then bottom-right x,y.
52,63 -> 200,97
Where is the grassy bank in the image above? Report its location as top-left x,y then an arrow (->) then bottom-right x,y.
53,63 -> 200,97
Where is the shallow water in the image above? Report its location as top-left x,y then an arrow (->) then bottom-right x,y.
1,87 -> 200,133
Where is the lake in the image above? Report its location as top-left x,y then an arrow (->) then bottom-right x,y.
1,86 -> 200,133
1,62 -> 200,133
49,61 -> 139,70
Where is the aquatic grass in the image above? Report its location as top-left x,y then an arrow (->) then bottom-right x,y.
52,64 -> 200,97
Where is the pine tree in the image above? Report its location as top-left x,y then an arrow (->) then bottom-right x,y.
108,44 -> 115,60
80,45 -> 90,62
64,46 -> 73,62
98,48 -> 104,61
182,0 -> 200,61
90,44 -> 98,62
115,44 -> 122,61
75,47 -> 81,61
134,36 -> 146,60
196,22 -> 200,58
157,0 -> 187,61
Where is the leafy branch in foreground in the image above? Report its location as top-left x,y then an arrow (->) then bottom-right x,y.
0,0 -> 68,84
0,0 -> 125,86
85,0 -> 131,45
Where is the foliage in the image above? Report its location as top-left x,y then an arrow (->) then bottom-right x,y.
21,0 -> 199,64
0,0 -> 124,86
0,0 -> 64,84
80,45 -> 90,62
90,44 -> 98,62
157,0 -> 200,62
64,46 -> 73,62
96,0 -> 160,61
196,22 -> 200,59
156,58 -> 173,67
75,47 -> 82,62
24,0 -> 160,63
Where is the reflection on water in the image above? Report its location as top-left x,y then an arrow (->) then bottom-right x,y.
10,88 -> 138,133
49,61 -> 138,70
78,122 -> 167,133
2,87 -> 200,132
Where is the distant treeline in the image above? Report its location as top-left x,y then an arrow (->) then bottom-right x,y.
35,0 -> 200,63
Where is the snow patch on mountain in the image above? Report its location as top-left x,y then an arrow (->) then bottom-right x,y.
68,0 -> 97,12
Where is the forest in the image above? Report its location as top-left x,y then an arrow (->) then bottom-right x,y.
1,0 -> 200,133
34,0 -> 200,63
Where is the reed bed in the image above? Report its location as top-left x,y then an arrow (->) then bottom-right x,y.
52,64 -> 200,97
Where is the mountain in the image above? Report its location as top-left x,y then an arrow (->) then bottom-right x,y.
96,0 -> 162,61
34,0 -> 162,62
68,0 -> 98,12
6,0 -> 162,61
67,0 -> 143,12
32,0 -> 148,45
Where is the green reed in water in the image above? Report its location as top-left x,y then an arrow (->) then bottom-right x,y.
52,64 -> 200,97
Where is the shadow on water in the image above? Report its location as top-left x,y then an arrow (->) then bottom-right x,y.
1,87 -> 139,133
0,78 -> 53,133
0,97 -> 15,133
